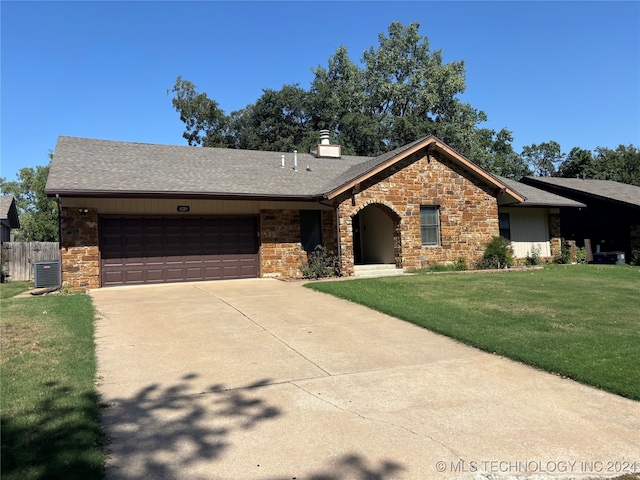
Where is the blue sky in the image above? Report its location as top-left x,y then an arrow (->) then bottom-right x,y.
1,1 -> 639,182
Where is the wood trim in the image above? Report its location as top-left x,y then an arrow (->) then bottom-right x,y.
325,136 -> 526,203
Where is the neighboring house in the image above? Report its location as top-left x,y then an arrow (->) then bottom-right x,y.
495,176 -> 585,260
46,134 -> 537,289
1,196 -> 20,243
520,177 -> 640,262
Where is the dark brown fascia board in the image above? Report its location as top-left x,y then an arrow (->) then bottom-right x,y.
46,189 -> 326,202
324,136 -> 526,203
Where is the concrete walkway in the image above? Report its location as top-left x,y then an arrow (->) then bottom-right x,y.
91,279 -> 640,480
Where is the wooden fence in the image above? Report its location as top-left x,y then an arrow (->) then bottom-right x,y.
1,242 -> 61,281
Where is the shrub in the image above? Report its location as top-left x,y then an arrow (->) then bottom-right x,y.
299,245 -> 341,279
525,245 -> 542,266
555,241 -> 572,264
453,257 -> 468,271
477,236 -> 514,269
630,249 -> 640,266
576,247 -> 587,264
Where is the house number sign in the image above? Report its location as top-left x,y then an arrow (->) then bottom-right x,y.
177,206 -> 190,212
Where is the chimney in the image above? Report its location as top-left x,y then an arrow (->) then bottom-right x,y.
311,130 -> 341,158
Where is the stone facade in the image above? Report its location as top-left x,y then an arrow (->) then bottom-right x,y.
60,207 -> 100,290
548,211 -> 562,260
334,151 -> 500,275
57,149 -> 510,286
259,208 -> 337,278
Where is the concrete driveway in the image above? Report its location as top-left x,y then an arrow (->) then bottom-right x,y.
91,279 -> 639,480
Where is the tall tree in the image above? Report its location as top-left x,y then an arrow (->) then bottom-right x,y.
170,21 -> 489,158
169,76 -> 228,147
592,145 -> 640,186
521,141 -> 565,177
0,158 -> 58,242
556,145 -> 640,186
557,147 -> 596,179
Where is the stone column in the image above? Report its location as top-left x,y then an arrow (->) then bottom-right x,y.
60,207 -> 100,290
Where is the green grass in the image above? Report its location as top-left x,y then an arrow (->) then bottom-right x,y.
306,264 -> 640,400
0,282 -> 104,480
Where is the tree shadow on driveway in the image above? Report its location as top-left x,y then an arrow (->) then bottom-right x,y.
101,374 -> 404,480
101,374 -> 280,479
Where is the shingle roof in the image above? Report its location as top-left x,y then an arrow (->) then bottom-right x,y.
0,196 -> 20,228
495,176 -> 585,207
46,137 -> 372,199
521,177 -> 640,209
45,136 -> 525,204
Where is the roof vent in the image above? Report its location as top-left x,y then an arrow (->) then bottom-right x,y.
311,130 -> 341,159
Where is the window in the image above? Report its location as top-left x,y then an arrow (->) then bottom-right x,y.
300,210 -> 322,252
420,206 -> 440,246
499,212 -> 511,240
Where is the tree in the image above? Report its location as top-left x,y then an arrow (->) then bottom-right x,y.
556,145 -> 640,186
521,141 -> 565,177
557,147 -> 596,179
170,21 -> 492,158
481,129 -> 532,179
0,157 -> 58,242
592,145 -> 640,186
169,76 -> 228,147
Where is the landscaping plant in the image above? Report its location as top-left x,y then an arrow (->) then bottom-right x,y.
299,245 -> 341,279
476,235 -> 514,269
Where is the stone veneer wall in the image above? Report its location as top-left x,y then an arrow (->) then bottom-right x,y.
335,151 -> 500,276
259,208 -> 338,278
60,207 -> 100,290
548,212 -> 562,260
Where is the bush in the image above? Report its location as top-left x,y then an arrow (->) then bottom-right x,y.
630,249 -> 640,266
555,241 -> 572,264
525,245 -> 542,266
453,257 -> 468,271
576,247 -> 587,264
299,245 -> 341,279
477,236 -> 514,269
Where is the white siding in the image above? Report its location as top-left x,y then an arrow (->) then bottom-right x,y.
500,207 -> 551,258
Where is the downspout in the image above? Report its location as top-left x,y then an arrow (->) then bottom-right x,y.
319,198 -> 342,276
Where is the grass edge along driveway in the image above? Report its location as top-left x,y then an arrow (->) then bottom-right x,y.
0,282 -> 104,480
305,265 -> 640,401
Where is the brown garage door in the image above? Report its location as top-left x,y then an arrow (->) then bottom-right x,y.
100,216 -> 259,286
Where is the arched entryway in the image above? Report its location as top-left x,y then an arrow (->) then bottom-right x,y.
352,203 -> 401,266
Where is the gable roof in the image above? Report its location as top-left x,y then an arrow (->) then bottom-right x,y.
0,196 -> 20,228
495,176 -> 585,208
521,177 -> 640,209
45,135 -> 525,203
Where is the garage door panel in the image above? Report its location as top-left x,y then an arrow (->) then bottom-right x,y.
100,216 -> 259,286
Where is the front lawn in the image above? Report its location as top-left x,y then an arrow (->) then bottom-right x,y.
0,282 -> 104,480
305,265 -> 640,400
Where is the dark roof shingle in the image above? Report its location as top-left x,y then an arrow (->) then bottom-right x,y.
521,177 -> 640,209
495,176 -> 585,207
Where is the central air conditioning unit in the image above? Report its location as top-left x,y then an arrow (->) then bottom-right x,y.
34,260 -> 61,288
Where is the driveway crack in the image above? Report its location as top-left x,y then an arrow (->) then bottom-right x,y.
194,285 -> 332,376
291,382 -> 461,458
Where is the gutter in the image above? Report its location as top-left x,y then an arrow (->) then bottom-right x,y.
45,189 -> 327,202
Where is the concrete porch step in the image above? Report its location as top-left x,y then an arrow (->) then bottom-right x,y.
353,264 -> 407,278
